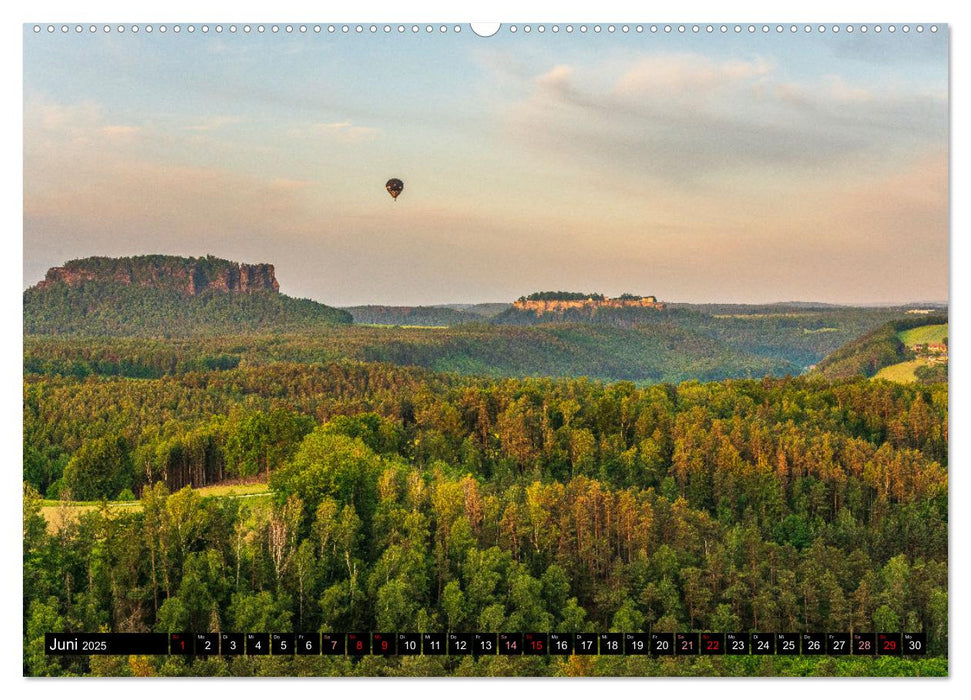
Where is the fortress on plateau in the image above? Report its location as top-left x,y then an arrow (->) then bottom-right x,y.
512,293 -> 666,314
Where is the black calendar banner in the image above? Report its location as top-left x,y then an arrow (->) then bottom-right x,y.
44,632 -> 928,656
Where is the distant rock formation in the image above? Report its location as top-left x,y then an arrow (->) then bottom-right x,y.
512,294 -> 665,315
35,255 -> 280,296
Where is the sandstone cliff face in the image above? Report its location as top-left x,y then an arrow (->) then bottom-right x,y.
35,255 -> 280,296
512,296 -> 665,314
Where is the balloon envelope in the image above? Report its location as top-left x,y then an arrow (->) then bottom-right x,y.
386,178 -> 404,200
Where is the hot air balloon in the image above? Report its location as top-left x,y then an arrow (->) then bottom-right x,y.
386,178 -> 404,201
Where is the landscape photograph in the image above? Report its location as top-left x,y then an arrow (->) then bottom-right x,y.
22,22 -> 948,678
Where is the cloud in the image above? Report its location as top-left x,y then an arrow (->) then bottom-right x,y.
100,125 -> 141,137
268,178 -> 316,191
536,64 -> 574,90
184,115 -> 243,132
614,54 -> 772,96
312,121 -> 382,142
502,53 -> 947,190
26,97 -> 143,146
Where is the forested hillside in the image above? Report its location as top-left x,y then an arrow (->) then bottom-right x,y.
24,355 -> 948,676
668,307 -> 914,370
814,315 -> 948,379
24,325 -> 797,384
496,302 -> 916,370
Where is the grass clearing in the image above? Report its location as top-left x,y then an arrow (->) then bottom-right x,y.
874,359 -> 927,383
899,323 -> 948,347
194,482 -> 271,498
40,501 -> 141,533
39,481 -> 273,530
40,498 -> 138,508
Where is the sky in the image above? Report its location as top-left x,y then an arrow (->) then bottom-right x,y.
23,24 -> 948,306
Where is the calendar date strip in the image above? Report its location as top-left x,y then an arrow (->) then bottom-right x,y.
45,631 -> 927,656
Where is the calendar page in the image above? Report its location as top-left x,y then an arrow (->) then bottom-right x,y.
23,21 -> 948,678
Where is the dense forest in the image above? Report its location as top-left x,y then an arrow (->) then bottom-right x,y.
24,352 -> 947,676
